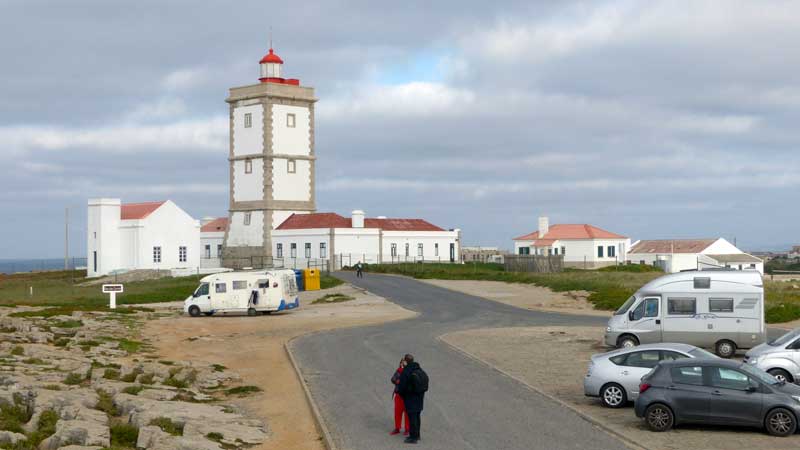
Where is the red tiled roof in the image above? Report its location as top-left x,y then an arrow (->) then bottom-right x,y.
201,217 -> 229,233
629,239 -> 717,254
121,201 -> 165,220
276,213 -> 445,232
513,224 -> 626,241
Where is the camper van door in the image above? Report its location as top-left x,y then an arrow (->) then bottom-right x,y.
627,297 -> 662,344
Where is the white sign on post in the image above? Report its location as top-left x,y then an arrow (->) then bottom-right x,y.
101,284 -> 124,309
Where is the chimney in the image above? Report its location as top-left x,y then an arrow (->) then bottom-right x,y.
538,216 -> 549,237
352,210 -> 365,228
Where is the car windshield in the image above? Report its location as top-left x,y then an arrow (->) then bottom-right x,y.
614,296 -> 636,315
768,328 -> 800,347
688,348 -> 718,359
739,363 -> 781,385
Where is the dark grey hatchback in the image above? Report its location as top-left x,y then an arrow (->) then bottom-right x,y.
634,359 -> 800,436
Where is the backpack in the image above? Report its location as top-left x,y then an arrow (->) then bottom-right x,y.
410,367 -> 429,394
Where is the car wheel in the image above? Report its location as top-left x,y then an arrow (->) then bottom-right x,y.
767,368 -> 793,384
617,335 -> 639,349
247,308 -> 257,317
600,383 -> 627,408
188,306 -> 201,317
644,403 -> 674,432
765,408 -> 797,437
715,340 -> 736,358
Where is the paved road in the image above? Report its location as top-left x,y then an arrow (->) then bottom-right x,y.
291,273 -> 631,450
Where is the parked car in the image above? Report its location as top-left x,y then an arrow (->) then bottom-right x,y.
635,359 -> 800,436
745,328 -> 800,383
584,343 -> 717,407
604,270 -> 765,358
183,269 -> 299,317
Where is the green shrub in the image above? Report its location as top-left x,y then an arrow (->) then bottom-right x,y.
224,385 -> 262,396
163,376 -> 188,389
51,319 -> 83,328
116,338 -> 144,354
103,369 -> 121,380
138,373 -> 155,385
766,303 -> 800,323
206,432 -> 224,442
10,346 -> 24,356
120,367 -> 143,383
22,358 -> 45,365
211,364 -> 226,373
122,385 -> 144,396
26,409 -> 59,446
63,372 -> 84,385
149,417 -> 183,436
42,384 -> 62,391
110,422 -> 139,447
0,394 -> 32,433
320,275 -> 344,290
95,389 -> 118,416
54,338 -> 70,347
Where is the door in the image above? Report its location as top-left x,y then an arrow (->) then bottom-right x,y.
618,350 -> 661,397
665,365 -> 711,421
450,243 -> 455,262
707,366 -> 763,426
629,297 -> 662,344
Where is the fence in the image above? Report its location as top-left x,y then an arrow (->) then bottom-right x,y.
223,253 -> 461,273
504,255 -> 563,273
223,256 -> 332,273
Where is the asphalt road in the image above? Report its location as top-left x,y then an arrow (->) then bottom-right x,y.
291,273 -> 631,450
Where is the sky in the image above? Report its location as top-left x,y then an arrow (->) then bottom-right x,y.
2,0 -> 799,258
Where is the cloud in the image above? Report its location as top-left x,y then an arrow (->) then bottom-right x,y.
124,98 -> 188,122
160,67 -> 211,91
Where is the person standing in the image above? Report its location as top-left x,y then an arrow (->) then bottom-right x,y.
397,354 -> 428,444
355,261 -> 364,278
390,358 -> 409,436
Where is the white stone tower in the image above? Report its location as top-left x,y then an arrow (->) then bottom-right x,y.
222,46 -> 317,269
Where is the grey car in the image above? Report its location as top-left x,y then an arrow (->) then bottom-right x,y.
745,328 -> 800,383
635,359 -> 800,436
584,343 -> 717,408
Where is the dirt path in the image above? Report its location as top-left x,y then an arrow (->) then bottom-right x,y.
420,278 -> 611,317
145,284 -> 415,450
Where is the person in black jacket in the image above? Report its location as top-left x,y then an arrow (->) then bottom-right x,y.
397,354 -> 425,444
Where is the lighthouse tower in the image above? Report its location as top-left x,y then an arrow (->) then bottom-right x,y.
222,46 -> 317,269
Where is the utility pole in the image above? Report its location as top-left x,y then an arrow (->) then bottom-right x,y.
64,207 -> 69,270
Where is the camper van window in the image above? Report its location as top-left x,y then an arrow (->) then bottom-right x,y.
668,298 -> 696,315
215,283 -> 227,294
194,283 -> 209,297
644,298 -> 659,317
258,281 -> 269,289
693,277 -> 711,289
631,302 -> 646,321
709,298 -> 734,313
615,296 -> 636,315
232,281 -> 248,290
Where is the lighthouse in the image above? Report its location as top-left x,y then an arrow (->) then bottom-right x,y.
222,46 -> 317,269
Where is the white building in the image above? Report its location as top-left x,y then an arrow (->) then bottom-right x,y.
200,217 -> 228,269
87,199 -> 201,277
512,217 -> 630,269
627,238 -> 764,274
222,46 -> 317,269
271,210 -> 461,268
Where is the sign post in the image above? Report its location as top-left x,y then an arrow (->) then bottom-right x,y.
101,284 -> 124,309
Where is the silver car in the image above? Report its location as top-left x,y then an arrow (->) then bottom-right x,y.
745,327 -> 800,383
584,343 -> 717,407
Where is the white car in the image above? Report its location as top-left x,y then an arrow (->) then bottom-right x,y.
745,327 -> 800,383
584,343 -> 717,407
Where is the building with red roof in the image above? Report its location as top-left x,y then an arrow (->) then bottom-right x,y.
272,210 -> 461,267
627,238 -> 762,274
512,217 -> 630,269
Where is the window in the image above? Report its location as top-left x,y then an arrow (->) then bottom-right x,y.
195,283 -> 209,297
244,212 -> 251,226
709,298 -> 734,313
661,351 -> 689,361
417,244 -> 423,257
553,247 -> 559,255
93,232 -> 97,239
287,159 -> 296,173
391,243 -> 397,257
232,280 -> 248,290
631,301 -> 645,321
287,113 -> 296,128
217,244 -> 223,258
276,243 -> 283,258
244,112 -> 252,128
435,243 -> 439,257
153,246 -> 162,263
623,351 -> 661,369
749,264 -> 756,269
205,245 -> 211,258
597,246 -> 604,258
519,247 -> 530,255
671,366 -> 704,386
610,354 -> 628,366
215,282 -> 227,294
245,159 -> 252,174
93,251 -> 97,272
608,245 -> 616,258
305,243 -> 311,258
709,367 -> 751,391
179,246 -> 187,263
644,298 -> 659,318
320,242 -> 327,258
405,243 -> 410,257
547,248 -> 553,256
561,246 -> 566,256
694,277 -> 711,289
290,243 -> 297,258
668,297 -> 696,315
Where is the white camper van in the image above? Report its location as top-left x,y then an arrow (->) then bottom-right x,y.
604,270 -> 764,358
183,269 -> 299,317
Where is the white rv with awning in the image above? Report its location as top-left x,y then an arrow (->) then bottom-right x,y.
184,269 -> 299,316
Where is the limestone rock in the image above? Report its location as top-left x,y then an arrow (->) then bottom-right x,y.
0,430 -> 27,445
39,419 -> 110,450
136,425 -> 170,449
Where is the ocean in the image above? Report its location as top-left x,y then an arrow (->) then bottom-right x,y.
0,258 -> 87,275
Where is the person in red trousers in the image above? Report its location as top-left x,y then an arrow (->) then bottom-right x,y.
390,357 -> 409,436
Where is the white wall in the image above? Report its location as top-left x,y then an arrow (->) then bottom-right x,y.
87,198 -> 121,277
135,201 -> 200,271
232,103 -> 264,157
381,230 -> 460,262
233,158 -> 263,202
226,211 -> 264,247
516,238 -> 629,264
271,104 -> 310,156
272,158 -> 311,201
700,238 -> 742,255
201,232 -> 225,268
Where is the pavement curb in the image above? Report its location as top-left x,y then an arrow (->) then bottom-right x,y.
437,334 -> 650,450
285,335 -> 339,450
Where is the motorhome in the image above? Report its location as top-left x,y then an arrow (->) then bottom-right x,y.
183,269 -> 299,316
604,270 -> 764,357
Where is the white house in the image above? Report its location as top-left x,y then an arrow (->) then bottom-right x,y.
627,238 -> 764,274
87,199 -> 201,277
271,210 -> 461,268
512,217 -> 630,269
200,217 -> 228,269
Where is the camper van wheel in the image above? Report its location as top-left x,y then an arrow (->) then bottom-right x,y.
247,308 -> 257,317
715,340 -> 736,358
188,306 -> 201,317
617,335 -> 639,349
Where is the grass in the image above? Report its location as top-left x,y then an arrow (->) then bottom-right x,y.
0,269 -> 201,307
21,358 -> 45,365
50,319 -> 83,328
9,305 -> 154,318
122,385 -> 144,396
120,367 -> 143,383
320,274 -> 344,290
312,293 -> 355,304
0,393 -> 31,434
149,417 -> 183,436
95,389 -> 119,416
138,373 -> 155,385
103,368 -> 121,380
224,385 -> 262,396
110,422 -> 139,448
63,372 -> 85,385
211,364 -> 226,373
10,346 -> 25,356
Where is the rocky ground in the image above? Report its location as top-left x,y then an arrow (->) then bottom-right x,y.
0,306 -> 268,450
